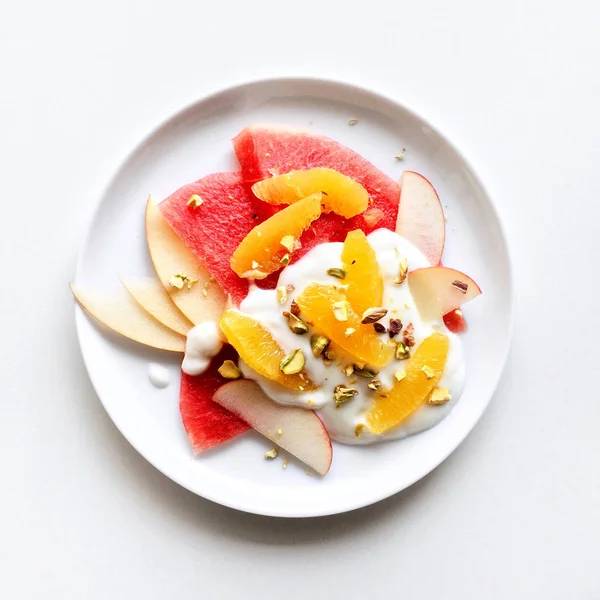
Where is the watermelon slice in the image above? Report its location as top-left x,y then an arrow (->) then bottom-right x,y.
159,172 -> 263,305
179,346 -> 250,453
158,171 -> 346,303
233,124 -> 401,234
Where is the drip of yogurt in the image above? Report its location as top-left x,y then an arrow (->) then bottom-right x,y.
182,322 -> 224,376
148,363 -> 171,389
236,229 -> 466,445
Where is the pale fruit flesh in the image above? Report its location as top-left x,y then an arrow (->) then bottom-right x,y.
70,283 -> 186,352
408,267 -> 482,320
213,379 -> 333,475
395,171 -> 445,266
146,196 -> 227,322
120,275 -> 193,336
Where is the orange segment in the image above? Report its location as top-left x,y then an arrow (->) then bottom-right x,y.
341,230 -> 383,316
219,310 -> 315,391
367,332 -> 449,434
230,193 -> 322,279
252,168 -> 369,218
296,283 -> 393,369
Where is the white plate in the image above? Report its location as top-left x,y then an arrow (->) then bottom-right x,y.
73,77 -> 513,518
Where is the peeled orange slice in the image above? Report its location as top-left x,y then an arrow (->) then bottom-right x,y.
367,332 -> 449,434
252,168 -> 369,218
219,310 -> 315,391
295,283 -> 393,369
340,230 -> 383,316
230,193 -> 322,279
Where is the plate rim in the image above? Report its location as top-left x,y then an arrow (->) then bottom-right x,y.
73,75 -> 515,518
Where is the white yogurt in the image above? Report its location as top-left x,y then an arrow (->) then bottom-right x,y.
237,229 -> 466,445
148,363 -> 171,389
182,322 -> 224,376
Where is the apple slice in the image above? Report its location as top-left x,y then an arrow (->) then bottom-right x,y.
213,380 -> 333,476
396,171 -> 445,265
70,283 -> 186,352
408,267 -> 482,320
121,275 -> 193,336
145,196 -> 227,323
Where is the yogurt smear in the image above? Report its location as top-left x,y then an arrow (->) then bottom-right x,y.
237,229 -> 466,446
182,322 -> 224,376
148,362 -> 171,389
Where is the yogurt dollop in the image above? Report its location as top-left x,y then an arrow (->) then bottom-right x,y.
237,229 -> 466,445
182,322 -> 223,376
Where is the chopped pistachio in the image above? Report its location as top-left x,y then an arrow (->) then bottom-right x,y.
168,273 -> 197,290
332,300 -> 350,321
276,428 -> 283,436
354,423 -> 364,437
451,280 -> 469,294
429,387 -> 452,405
334,384 -> 358,407
280,253 -> 291,266
395,342 -> 411,360
282,459 -> 288,469
264,448 -> 278,459
343,364 -> 355,377
361,307 -> 388,324
201,289 -> 208,297
280,348 -> 306,374
307,399 -> 315,406
187,194 -> 204,208
388,318 -> 403,338
421,365 -> 435,379
310,334 -> 330,358
241,269 -> 269,279
218,360 -> 242,379
394,153 -> 405,161
324,349 -> 335,361
323,357 -> 332,366
393,370 -> 406,382
305,471 -> 313,476
289,300 -> 301,317
344,327 -> 356,337
394,258 -> 409,284
348,118 -> 359,126
280,235 -> 295,252
276,286 -> 288,304
285,312 -> 309,334
368,379 -> 382,391
354,366 -> 378,379
327,267 -> 347,280
403,323 -> 415,347
348,378 -> 357,384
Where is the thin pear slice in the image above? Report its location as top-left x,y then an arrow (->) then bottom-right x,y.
145,195 -> 227,322
70,283 -> 186,352
213,380 -> 332,476
120,275 -> 193,336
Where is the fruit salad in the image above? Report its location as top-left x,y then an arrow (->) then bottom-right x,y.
71,124 -> 482,476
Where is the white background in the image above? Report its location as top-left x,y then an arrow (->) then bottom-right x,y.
1,0 -> 599,597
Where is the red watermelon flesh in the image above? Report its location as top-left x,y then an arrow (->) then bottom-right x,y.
179,346 -> 250,453
159,172 -> 263,305
158,170 -> 346,303
233,124 -> 400,234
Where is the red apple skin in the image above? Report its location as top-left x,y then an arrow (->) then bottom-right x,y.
408,266 -> 482,320
443,309 -> 468,334
396,171 -> 445,266
213,379 -> 333,476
